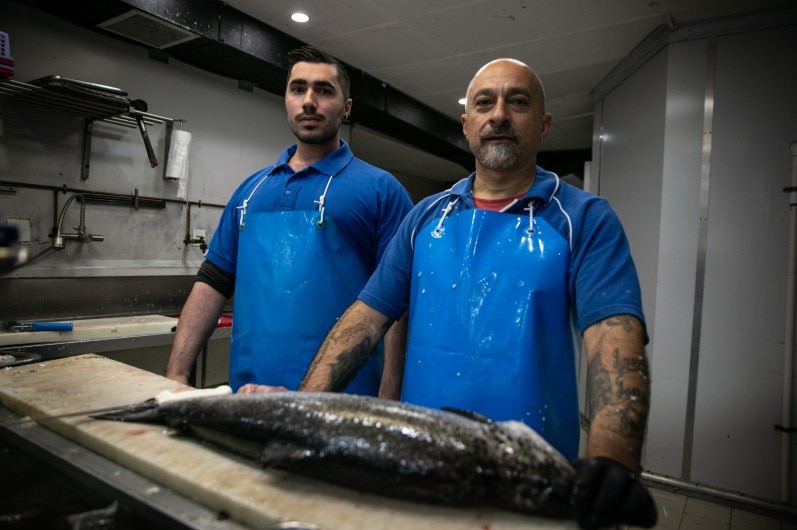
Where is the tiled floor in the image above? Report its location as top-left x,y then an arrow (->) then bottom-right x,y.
628,488 -> 797,530
574,429 -> 797,529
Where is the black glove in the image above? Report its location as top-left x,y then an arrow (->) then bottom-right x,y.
570,457 -> 658,529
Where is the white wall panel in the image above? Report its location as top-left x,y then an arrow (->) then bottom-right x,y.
593,13 -> 797,505
645,39 -> 707,478
691,24 -> 797,502
589,47 -> 667,469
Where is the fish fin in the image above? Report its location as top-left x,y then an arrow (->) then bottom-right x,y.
189,426 -> 265,461
90,399 -> 160,422
259,442 -> 312,469
441,407 -> 493,424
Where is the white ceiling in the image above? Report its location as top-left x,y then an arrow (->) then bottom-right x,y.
223,0 -> 789,182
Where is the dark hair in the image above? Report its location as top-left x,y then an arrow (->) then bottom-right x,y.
286,45 -> 351,100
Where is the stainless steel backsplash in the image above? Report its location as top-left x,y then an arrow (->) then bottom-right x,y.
0,276 -> 227,321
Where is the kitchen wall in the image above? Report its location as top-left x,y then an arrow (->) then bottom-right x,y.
590,8 -> 797,509
0,2 -> 442,320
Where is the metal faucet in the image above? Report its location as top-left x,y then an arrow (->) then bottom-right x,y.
183,233 -> 207,253
52,193 -> 104,250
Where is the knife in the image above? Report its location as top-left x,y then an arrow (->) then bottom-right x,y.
2,320 -> 73,332
130,98 -> 159,168
0,385 -> 232,427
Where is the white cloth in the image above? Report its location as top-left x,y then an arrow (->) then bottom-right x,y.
165,129 -> 192,200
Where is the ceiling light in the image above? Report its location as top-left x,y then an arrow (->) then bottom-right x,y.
458,97 -> 467,106
291,12 -> 310,23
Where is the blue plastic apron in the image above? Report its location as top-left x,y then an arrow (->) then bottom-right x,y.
230,175 -> 382,394
402,200 -> 579,457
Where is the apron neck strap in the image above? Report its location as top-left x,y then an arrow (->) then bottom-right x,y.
237,173 -> 271,229
523,199 -> 535,235
237,171 -> 337,229
314,174 -> 335,225
432,198 -> 460,238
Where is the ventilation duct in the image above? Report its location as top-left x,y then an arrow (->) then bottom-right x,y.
97,10 -> 199,49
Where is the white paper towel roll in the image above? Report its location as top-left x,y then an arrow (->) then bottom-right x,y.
165,129 -> 192,200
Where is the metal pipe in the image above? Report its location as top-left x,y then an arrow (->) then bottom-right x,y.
642,471 -> 797,520
0,180 -> 224,209
52,193 -> 85,250
51,193 -> 105,249
783,140 -> 797,503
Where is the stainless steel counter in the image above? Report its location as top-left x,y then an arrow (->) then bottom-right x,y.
0,405 -> 249,530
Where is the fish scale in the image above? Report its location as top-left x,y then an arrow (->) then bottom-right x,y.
93,391 -> 576,519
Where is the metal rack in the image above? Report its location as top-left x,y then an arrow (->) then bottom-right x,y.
0,77 -> 174,180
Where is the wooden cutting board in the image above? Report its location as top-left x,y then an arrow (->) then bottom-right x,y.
0,355 -> 577,530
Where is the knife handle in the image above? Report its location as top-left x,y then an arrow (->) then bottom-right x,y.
155,385 -> 233,405
23,321 -> 73,332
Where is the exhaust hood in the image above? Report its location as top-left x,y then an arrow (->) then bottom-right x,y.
97,10 -> 198,49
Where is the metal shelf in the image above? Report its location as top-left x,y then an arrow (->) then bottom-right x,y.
0,77 -> 174,179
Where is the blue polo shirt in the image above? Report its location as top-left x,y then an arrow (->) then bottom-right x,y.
360,166 -> 646,338
206,140 -> 413,277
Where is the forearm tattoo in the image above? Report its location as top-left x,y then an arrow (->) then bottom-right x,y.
587,318 -> 650,445
304,319 -> 392,392
326,340 -> 375,392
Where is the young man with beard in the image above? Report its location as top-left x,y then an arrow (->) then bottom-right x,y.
299,58 -> 657,529
166,46 -> 413,398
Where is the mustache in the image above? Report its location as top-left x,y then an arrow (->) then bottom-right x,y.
480,126 -> 520,142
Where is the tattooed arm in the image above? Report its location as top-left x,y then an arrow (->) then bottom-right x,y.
300,300 -> 393,393
582,314 -> 650,472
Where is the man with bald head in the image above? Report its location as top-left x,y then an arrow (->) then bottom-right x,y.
300,59 -> 656,528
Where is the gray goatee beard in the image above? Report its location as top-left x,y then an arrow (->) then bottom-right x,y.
476,141 -> 520,170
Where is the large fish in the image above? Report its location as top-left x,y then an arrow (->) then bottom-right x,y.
93,392 -> 575,518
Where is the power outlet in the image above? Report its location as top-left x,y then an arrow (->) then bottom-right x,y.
192,228 -> 207,247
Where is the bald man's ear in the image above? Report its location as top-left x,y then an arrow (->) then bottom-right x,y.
540,112 -> 553,140
461,113 -> 468,136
